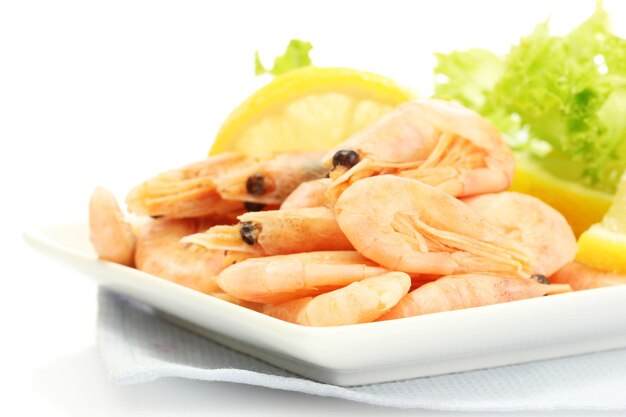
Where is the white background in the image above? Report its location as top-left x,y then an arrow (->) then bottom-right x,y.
3,0 -> 626,415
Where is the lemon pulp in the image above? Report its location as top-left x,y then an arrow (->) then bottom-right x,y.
576,171 -> 626,273
210,66 -> 414,156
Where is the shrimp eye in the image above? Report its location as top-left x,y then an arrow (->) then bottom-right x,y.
246,173 -> 266,195
529,274 -> 550,284
239,221 -> 259,245
244,202 -> 265,212
332,150 -> 359,169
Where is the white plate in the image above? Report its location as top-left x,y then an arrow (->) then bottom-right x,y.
24,223 -> 626,386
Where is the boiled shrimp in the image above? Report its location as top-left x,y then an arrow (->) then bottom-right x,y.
134,216 -> 228,294
126,152 -> 247,218
335,175 -> 533,276
463,192 -> 577,276
215,151 -> 327,205
126,151 -> 325,218
182,207 -> 353,257
378,274 -> 571,321
263,272 -> 410,326
280,178 -> 330,210
216,251 -> 390,304
322,99 -> 514,202
89,186 -> 136,266
550,261 -> 626,290
89,187 -> 232,295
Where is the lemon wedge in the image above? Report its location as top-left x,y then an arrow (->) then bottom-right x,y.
510,152 -> 613,237
576,171 -> 626,273
209,66 -> 414,156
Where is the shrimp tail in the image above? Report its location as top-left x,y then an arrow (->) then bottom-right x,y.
550,261 -> 626,291
89,186 -> 137,267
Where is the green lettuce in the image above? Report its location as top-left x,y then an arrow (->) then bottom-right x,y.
255,39 -> 313,76
433,1 -> 626,193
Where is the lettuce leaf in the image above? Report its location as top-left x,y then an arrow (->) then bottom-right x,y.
255,39 -> 313,77
434,49 -> 504,111
434,48 -> 522,143
433,1 -> 626,193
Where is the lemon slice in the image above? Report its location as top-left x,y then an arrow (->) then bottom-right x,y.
576,171 -> 626,273
510,152 -> 613,237
210,66 -> 415,156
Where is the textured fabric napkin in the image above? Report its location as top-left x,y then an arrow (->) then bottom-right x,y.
97,289 -> 626,411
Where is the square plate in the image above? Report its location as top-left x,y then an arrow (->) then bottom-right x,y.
24,223 -> 626,386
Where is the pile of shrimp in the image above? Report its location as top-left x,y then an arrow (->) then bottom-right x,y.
89,98 -> 626,327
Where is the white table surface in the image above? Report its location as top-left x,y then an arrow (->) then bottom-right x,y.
3,0 -> 626,415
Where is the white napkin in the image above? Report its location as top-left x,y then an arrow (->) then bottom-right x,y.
97,289 -> 626,411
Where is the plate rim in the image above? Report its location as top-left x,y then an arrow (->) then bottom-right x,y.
23,222 -> 626,385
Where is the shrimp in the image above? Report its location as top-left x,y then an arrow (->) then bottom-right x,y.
335,175 -> 533,277
462,192 -> 577,276
126,152 -> 247,218
89,186 -> 136,266
108,214 -> 261,308
322,99 -> 514,202
182,207 -> 353,257
216,251 -> 390,304
550,261 -> 626,290
134,217 -> 228,293
215,151 -> 327,205
280,178 -> 330,210
126,151 -> 325,218
263,272 -> 410,326
378,274 -> 571,321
